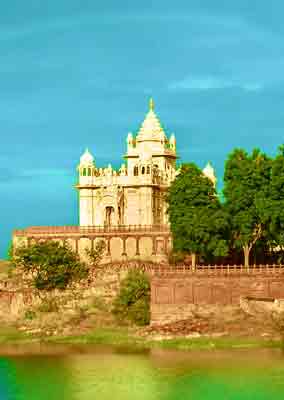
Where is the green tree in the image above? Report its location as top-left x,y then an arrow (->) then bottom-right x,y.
223,148 -> 271,267
167,163 -> 229,267
112,269 -> 150,326
12,241 -> 89,290
264,146 -> 284,258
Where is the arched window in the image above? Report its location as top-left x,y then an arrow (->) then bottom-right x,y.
147,165 -> 151,174
134,166 -> 139,176
141,166 -> 145,175
105,206 -> 115,226
83,168 -> 87,176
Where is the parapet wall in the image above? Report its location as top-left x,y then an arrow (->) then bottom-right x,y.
151,267 -> 284,325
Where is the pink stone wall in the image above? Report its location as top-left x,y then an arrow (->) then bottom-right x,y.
151,272 -> 284,325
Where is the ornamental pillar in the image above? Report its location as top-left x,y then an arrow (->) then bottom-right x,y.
107,237 -> 111,256
122,237 -> 127,256
164,236 -> 168,254
135,237 -> 140,256
75,238 -> 79,254
152,236 -> 157,255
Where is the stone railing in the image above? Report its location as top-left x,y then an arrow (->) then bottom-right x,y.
77,173 -> 172,187
95,262 -> 284,276
13,224 -> 170,236
150,264 -> 284,275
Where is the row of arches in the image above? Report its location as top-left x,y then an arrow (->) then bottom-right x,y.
27,235 -> 171,261
79,167 -> 95,177
133,164 -> 159,176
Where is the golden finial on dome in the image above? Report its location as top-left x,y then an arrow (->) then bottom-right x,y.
149,97 -> 155,111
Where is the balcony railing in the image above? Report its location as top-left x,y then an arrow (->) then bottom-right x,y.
14,224 -> 170,235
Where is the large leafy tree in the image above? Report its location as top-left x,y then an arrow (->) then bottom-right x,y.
264,146 -> 284,254
167,163 -> 229,267
223,148 -> 271,267
12,241 -> 89,290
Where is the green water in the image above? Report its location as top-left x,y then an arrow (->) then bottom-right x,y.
0,345 -> 284,399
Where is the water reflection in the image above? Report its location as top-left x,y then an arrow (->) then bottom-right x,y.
0,346 -> 284,400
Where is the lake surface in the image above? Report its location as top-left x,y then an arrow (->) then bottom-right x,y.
0,345 -> 284,399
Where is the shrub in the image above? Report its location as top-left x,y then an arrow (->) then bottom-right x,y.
38,298 -> 59,313
112,269 -> 150,326
92,296 -> 108,312
85,240 -> 106,267
12,241 -> 89,291
24,309 -> 36,320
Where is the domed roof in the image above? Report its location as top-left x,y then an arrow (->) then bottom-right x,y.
136,98 -> 167,142
80,148 -> 94,165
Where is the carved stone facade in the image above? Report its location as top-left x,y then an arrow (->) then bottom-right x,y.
76,99 -> 178,227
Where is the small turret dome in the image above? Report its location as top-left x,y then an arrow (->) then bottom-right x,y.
80,148 -> 94,165
170,133 -> 176,144
203,162 -> 217,186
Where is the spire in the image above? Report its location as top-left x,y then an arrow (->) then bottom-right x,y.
136,98 -> 166,142
80,148 -> 94,165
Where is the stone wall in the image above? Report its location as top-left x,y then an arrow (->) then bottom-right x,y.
151,270 -> 284,325
2,260 -> 284,327
0,265 -> 133,322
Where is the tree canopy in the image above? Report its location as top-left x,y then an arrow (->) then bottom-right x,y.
223,148 -> 272,267
12,241 -> 89,290
167,163 -> 229,266
264,146 -> 284,254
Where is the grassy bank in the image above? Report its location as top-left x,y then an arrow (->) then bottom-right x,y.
50,329 -> 282,351
0,327 -> 35,344
0,326 -> 281,352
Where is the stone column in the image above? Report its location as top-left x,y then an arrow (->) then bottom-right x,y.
75,238 -> 79,254
135,237 -> 140,256
122,237 -> 127,256
107,237 -> 111,256
164,236 -> 168,254
152,236 -> 157,255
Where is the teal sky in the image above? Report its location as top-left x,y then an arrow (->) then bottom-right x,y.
1,1 -> 284,258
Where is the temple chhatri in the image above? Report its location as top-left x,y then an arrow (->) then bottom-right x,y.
13,99 -> 216,263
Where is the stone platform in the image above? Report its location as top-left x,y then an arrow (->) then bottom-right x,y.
13,225 -> 172,263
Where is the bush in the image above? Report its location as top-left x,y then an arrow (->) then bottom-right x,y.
12,241 -> 89,291
24,309 -> 36,320
85,240 -> 106,267
112,269 -> 150,326
38,298 -> 59,313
